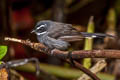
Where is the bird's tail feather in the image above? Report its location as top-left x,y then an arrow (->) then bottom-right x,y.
80,32 -> 115,38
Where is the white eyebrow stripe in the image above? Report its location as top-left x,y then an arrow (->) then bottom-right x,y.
36,24 -> 46,30
37,25 -> 45,29
36,31 -> 47,35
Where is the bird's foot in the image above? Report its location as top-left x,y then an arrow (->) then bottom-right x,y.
67,51 -> 74,66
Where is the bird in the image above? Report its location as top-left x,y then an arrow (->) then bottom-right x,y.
31,20 -> 114,50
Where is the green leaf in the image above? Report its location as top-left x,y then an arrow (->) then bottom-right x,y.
0,45 -> 7,60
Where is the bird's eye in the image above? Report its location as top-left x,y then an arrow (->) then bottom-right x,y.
39,27 -> 46,32
36,25 -> 46,33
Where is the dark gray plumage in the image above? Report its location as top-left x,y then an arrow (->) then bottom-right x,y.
31,20 -> 114,50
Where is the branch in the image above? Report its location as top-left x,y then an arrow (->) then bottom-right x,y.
4,37 -> 47,53
4,37 -> 102,80
4,37 -> 120,59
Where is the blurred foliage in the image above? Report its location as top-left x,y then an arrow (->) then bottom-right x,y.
14,63 -> 115,80
83,16 -> 94,69
106,8 -> 116,30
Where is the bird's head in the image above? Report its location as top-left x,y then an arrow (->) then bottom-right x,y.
31,20 -> 52,36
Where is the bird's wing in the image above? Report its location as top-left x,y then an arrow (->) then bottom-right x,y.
47,22 -> 84,42
58,35 -> 83,42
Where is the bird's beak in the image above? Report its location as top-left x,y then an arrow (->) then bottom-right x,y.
31,30 -> 35,33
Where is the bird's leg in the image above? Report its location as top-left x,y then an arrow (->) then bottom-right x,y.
50,49 -> 75,65
67,51 -> 75,66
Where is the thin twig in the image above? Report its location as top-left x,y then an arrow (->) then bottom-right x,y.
78,60 -> 106,80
